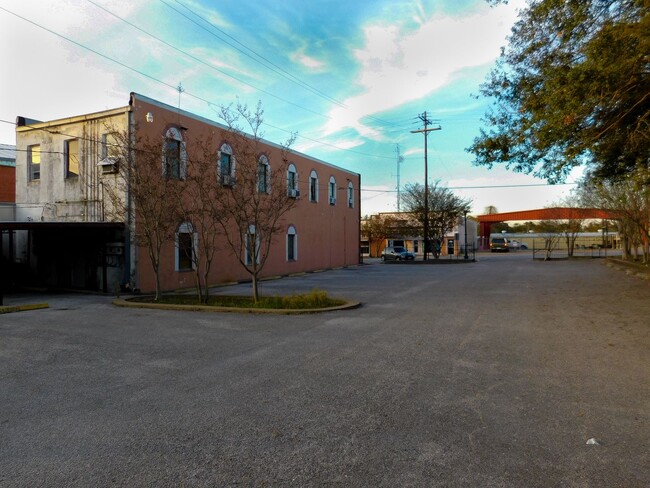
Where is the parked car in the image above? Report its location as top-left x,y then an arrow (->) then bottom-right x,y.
490,237 -> 510,252
382,246 -> 415,261
510,239 -> 529,250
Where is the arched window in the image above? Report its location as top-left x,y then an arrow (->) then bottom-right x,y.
328,176 -> 337,205
176,221 -> 196,271
287,225 -> 297,261
258,155 -> 270,193
163,127 -> 186,180
347,181 -> 354,208
218,143 -> 235,186
287,163 -> 298,197
309,170 -> 318,202
245,224 -> 260,265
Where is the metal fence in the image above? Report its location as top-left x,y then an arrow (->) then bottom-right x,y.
531,237 -> 621,259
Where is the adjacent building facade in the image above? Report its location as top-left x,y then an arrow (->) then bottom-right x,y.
362,211 -> 478,258
9,93 -> 360,293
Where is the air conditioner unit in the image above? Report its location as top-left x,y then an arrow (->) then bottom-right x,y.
348,199 -> 354,207
329,196 -> 336,205
98,157 -> 119,174
288,188 -> 300,198
221,174 -> 235,186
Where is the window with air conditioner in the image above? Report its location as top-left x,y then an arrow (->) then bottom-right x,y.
163,127 -> 186,180
347,181 -> 354,208
218,143 -> 235,186
99,132 -> 120,174
287,163 -> 298,197
328,176 -> 336,205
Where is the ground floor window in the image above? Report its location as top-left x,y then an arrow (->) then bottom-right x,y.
287,225 -> 297,261
176,222 -> 196,271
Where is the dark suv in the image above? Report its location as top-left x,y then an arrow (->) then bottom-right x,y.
490,237 -> 510,252
382,246 -> 416,261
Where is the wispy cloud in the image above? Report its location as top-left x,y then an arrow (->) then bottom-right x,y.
322,1 -> 522,138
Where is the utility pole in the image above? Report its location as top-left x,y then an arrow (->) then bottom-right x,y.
411,112 -> 441,260
395,144 -> 404,212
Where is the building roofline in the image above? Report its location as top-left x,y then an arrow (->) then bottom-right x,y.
130,92 -> 360,177
16,106 -> 130,133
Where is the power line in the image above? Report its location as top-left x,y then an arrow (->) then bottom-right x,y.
0,5 -> 412,162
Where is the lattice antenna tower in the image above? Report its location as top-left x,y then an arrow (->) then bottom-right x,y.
395,144 -> 404,212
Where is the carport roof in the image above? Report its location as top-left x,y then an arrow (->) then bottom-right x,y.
476,207 -> 615,223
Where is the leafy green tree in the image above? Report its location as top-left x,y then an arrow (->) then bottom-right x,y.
470,0 -> 649,182
401,181 -> 471,259
579,168 -> 650,262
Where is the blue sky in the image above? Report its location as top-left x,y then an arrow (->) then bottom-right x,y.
0,0 -> 582,215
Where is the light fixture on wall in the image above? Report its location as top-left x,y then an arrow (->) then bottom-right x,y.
146,112 -> 154,123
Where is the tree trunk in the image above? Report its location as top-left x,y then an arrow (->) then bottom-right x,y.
252,273 -> 260,303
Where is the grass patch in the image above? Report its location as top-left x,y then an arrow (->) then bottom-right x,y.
129,288 -> 346,310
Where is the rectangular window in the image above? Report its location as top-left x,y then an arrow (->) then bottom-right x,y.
164,139 -> 181,179
258,163 -> 268,193
220,153 -> 231,181
100,133 -> 120,174
65,139 -> 79,178
329,181 -> 336,204
101,133 -> 118,159
287,234 -> 296,261
288,171 -> 296,190
245,232 -> 256,265
28,145 -> 41,181
177,232 -> 193,270
310,177 -> 317,202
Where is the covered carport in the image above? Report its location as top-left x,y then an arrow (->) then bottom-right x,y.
0,221 -> 125,293
476,207 -> 615,249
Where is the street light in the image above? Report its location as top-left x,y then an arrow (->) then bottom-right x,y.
463,210 -> 469,260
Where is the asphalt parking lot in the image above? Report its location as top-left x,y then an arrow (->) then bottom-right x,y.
1,254 -> 649,487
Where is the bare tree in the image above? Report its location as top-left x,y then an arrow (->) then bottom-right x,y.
536,220 -> 562,261
214,102 -> 297,302
581,168 -> 650,263
550,197 -> 588,257
177,136 -> 223,303
362,214 -> 397,257
102,128 -> 182,300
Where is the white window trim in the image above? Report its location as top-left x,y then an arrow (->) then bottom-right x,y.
309,170 -> 319,202
245,224 -> 260,266
287,225 -> 298,261
218,143 -> 235,185
175,221 -> 198,271
328,176 -> 336,205
162,127 -> 187,180
348,181 -> 354,208
258,155 -> 270,193
287,163 -> 298,194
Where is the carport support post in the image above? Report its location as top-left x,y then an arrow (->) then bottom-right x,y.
463,210 -> 468,260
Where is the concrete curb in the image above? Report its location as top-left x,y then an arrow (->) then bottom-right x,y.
112,298 -> 361,315
0,303 -> 50,315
